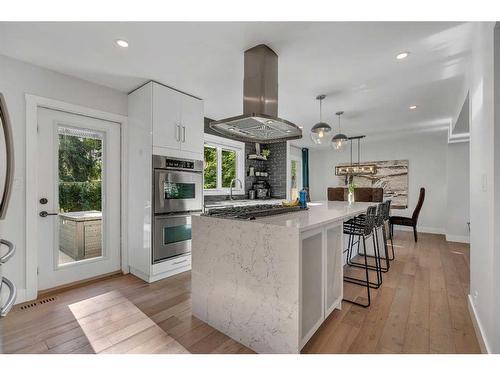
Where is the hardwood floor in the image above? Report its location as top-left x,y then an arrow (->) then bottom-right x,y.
302,231 -> 481,354
0,231 -> 480,354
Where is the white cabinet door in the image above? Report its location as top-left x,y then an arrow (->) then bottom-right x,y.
300,229 -> 324,347
180,95 -> 204,155
325,225 -> 343,316
152,83 -> 181,151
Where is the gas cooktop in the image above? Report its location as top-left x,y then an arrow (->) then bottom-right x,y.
204,204 -> 306,220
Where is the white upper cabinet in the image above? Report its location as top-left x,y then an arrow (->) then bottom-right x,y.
152,82 -> 203,157
152,82 -> 182,151
180,94 -> 204,154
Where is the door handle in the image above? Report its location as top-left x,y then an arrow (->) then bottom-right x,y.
0,277 -> 17,317
0,239 -> 15,264
39,211 -> 59,217
182,126 -> 186,143
175,124 -> 180,142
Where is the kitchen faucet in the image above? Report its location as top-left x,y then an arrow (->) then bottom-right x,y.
230,178 -> 243,200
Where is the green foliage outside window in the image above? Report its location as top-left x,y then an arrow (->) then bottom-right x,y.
221,150 -> 236,188
58,134 -> 102,212
204,146 -> 217,189
204,145 -> 238,189
291,160 -> 298,189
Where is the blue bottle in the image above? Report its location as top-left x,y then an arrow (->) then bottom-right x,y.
299,189 -> 308,209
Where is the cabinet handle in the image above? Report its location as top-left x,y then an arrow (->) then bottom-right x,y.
175,124 -> 180,142
173,258 -> 188,265
182,126 -> 186,143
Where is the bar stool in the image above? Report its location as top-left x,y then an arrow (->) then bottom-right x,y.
342,205 -> 378,308
383,200 -> 395,260
348,202 -> 389,274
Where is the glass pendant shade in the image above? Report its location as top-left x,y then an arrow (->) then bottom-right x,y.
332,133 -> 348,150
331,111 -> 348,151
310,95 -> 331,145
311,121 -> 332,145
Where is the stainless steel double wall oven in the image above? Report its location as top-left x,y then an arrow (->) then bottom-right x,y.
152,155 -> 203,263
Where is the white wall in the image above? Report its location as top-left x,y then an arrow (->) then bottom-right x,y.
0,54 -> 127,302
493,22 -> 500,356
467,22 -> 496,353
309,129 -> 448,233
445,142 -> 470,242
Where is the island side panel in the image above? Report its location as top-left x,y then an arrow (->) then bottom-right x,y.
192,216 -> 300,354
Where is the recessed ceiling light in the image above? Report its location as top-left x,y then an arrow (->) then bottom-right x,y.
116,39 -> 129,48
396,51 -> 410,60
409,105 -> 417,110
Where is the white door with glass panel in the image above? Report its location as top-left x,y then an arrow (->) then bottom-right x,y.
37,108 -> 121,291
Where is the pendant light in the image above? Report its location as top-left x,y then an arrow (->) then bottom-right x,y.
310,95 -> 332,145
332,111 -> 348,151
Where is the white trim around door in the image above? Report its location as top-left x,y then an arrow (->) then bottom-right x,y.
24,94 -> 128,302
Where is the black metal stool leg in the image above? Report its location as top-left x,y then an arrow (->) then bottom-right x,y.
387,221 -> 395,260
373,231 -> 382,286
381,223 -> 391,269
343,234 -> 371,308
346,226 -> 388,276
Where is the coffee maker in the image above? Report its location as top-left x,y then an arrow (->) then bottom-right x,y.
252,180 -> 271,199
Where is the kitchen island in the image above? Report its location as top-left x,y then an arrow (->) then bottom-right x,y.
191,201 -> 371,353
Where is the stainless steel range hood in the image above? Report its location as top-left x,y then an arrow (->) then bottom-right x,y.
209,44 -> 302,144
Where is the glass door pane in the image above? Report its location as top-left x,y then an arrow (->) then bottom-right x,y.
57,126 -> 104,266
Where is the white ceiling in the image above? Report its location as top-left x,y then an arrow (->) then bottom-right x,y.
0,22 -> 473,148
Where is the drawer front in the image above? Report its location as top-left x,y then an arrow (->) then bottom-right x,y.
152,253 -> 191,276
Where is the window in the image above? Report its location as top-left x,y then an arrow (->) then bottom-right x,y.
204,146 -> 217,189
203,134 -> 245,195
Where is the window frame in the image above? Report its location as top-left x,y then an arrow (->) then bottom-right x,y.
203,133 -> 245,196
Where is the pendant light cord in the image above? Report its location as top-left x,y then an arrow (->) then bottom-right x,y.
319,98 -> 323,122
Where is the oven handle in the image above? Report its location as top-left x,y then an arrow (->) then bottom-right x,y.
158,173 -> 165,210
0,239 -> 15,264
155,212 -> 197,220
1,276 -> 17,317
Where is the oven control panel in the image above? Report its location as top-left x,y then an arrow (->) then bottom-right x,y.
153,155 -> 203,172
165,158 -> 194,169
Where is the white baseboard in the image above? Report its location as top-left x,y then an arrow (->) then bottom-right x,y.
10,287 -> 27,305
446,234 -> 470,243
395,226 -> 445,235
467,294 -> 491,354
395,226 -> 470,243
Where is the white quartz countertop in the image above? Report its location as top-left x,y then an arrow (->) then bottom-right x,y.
254,201 -> 373,231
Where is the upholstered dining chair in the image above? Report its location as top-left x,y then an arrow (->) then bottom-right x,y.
389,187 -> 425,242
327,187 -> 384,202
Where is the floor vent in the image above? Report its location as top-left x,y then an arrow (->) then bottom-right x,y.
18,296 -> 57,311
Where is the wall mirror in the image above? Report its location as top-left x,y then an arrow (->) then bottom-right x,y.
0,93 -> 14,220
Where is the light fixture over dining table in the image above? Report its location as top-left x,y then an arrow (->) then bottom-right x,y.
335,135 -> 377,177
